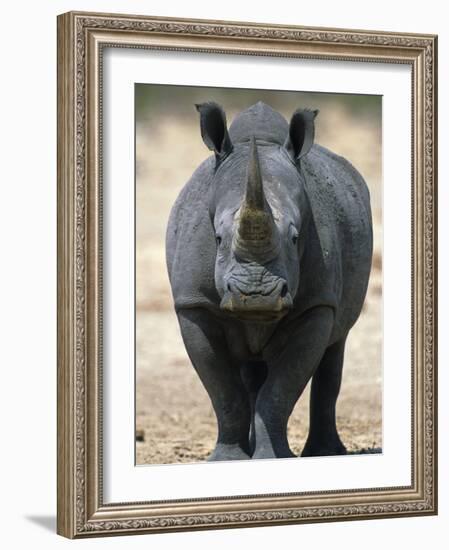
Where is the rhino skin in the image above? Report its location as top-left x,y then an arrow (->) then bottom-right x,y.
165,101 -> 373,461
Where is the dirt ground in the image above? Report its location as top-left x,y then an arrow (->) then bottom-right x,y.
135,87 -> 382,465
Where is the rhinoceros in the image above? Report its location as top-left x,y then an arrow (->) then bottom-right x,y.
166,101 -> 372,461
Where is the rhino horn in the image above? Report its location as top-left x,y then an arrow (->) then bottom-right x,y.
234,137 -> 280,260
244,135 -> 265,210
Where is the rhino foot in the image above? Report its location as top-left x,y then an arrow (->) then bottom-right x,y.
207,443 -> 251,462
252,445 -> 296,460
301,438 -> 347,457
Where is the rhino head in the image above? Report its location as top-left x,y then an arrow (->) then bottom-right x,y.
196,101 -> 318,323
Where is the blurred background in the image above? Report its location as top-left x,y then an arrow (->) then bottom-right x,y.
135,84 -> 382,465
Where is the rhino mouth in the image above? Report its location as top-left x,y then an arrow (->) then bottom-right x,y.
219,279 -> 293,322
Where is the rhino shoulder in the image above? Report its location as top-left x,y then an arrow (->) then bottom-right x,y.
299,144 -> 373,335
166,156 -> 220,311
166,156 -> 214,245
307,144 -> 371,205
302,144 -> 372,234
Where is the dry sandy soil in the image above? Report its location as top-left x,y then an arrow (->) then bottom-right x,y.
135,89 -> 382,465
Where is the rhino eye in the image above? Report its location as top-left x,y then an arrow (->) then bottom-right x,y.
291,229 -> 299,245
289,224 -> 299,245
215,235 -> 222,246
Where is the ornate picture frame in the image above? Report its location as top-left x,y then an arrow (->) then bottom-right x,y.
57,11 -> 437,538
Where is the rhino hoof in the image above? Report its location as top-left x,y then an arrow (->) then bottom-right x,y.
207,444 -> 251,462
301,441 -> 347,457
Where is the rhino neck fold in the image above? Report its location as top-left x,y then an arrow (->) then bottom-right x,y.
244,322 -> 278,355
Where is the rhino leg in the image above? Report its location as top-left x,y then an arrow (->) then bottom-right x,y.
301,337 -> 347,457
177,309 -> 251,461
252,307 -> 334,459
240,361 -> 268,456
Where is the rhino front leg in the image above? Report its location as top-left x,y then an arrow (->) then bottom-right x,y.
252,307 -> 334,459
177,309 -> 251,461
302,337 -> 347,457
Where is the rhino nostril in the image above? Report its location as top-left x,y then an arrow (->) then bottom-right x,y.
280,283 -> 288,298
227,282 -> 232,292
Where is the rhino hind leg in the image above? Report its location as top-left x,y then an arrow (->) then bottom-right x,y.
240,361 -> 268,456
301,337 -> 347,457
177,309 -> 252,461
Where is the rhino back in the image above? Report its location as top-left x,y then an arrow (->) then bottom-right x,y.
166,157 -> 220,310
299,144 -> 373,340
228,101 -> 288,145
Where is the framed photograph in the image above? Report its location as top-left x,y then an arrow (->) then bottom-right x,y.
57,11 -> 437,538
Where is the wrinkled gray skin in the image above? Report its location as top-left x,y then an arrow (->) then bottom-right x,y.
166,101 -> 372,461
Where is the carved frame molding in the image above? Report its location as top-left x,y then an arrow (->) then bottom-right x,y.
57,11 -> 437,538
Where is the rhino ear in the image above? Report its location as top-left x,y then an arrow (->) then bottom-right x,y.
284,108 -> 319,162
195,102 -> 233,164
